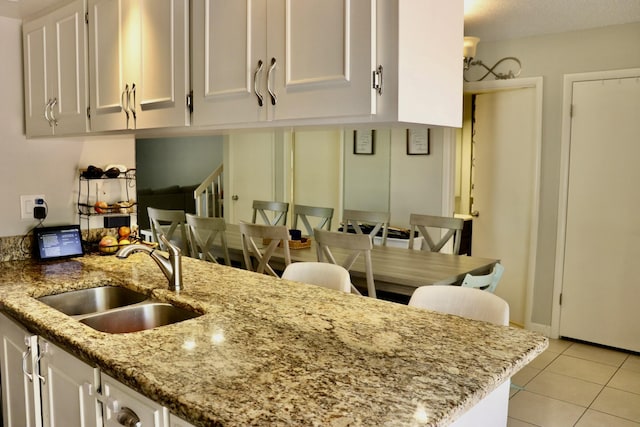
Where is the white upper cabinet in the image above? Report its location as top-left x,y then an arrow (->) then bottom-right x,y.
193,0 -> 463,129
88,0 -> 190,131
23,0 -> 88,137
192,0 -> 375,126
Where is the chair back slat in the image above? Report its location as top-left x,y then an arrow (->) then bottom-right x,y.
251,200 -> 289,226
409,213 -> 464,253
147,207 -> 189,253
292,204 -> 334,236
239,222 -> 291,277
185,214 -> 231,265
314,228 -> 376,298
341,209 -> 389,245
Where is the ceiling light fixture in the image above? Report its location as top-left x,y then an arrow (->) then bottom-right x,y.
463,36 -> 522,82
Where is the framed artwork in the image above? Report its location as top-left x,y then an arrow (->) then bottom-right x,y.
406,128 -> 430,155
353,130 -> 375,155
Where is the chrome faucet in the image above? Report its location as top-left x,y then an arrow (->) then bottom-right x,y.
116,235 -> 183,291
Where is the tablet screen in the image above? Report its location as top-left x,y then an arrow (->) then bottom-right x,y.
33,225 -> 84,261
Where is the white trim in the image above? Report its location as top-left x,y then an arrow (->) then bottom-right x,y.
463,77 -> 543,331
441,128 -> 456,217
552,68 -> 640,340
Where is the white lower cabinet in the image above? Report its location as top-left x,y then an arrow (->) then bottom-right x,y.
169,414 -> 197,427
0,313 -> 194,427
102,373 -> 167,427
39,338 -> 102,427
0,314 -> 41,427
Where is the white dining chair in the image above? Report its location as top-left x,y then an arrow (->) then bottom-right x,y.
314,228 -> 376,298
292,204 -> 334,236
408,285 -> 509,326
281,262 -> 351,293
341,209 -> 389,246
408,213 -> 464,253
251,200 -> 289,226
185,214 -> 231,265
239,221 -> 291,277
147,207 -> 189,253
461,263 -> 504,293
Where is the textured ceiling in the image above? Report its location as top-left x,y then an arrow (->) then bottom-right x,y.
465,0 -> 640,41
1,0 -> 640,41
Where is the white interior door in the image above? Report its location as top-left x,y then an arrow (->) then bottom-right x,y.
224,132 -> 276,224
559,75 -> 640,352
471,87 -> 538,326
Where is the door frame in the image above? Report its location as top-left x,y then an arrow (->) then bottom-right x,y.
450,77 -> 543,330
552,68 -> 640,339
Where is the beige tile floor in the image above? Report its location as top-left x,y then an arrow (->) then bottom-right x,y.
508,339 -> 640,426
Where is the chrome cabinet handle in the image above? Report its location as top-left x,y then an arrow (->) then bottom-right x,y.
253,60 -> 264,107
49,97 -> 58,127
267,57 -> 277,106
22,348 -> 33,381
129,83 -> 137,127
122,84 -> 130,128
44,98 -> 52,125
116,407 -> 142,427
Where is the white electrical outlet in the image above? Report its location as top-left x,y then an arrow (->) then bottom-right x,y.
20,195 -> 45,219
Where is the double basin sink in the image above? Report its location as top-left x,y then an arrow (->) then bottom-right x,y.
38,286 -> 200,334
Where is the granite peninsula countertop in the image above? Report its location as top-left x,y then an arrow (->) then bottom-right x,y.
0,254 -> 547,426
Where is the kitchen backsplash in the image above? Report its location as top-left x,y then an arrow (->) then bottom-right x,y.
0,228 -> 122,262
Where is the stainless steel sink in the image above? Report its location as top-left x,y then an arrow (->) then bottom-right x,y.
78,303 -> 200,333
38,286 -> 148,316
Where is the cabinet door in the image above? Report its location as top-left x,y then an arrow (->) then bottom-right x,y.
39,339 -> 102,427
49,0 -> 89,135
266,0 -> 375,121
192,0 -> 267,126
135,0 -> 190,129
102,374 -> 168,427
169,414 -> 196,427
88,0 -> 129,131
23,15 -> 52,136
0,314 -> 41,427
23,0 -> 88,137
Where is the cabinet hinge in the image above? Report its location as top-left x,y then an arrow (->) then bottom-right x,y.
570,104 -> 574,118
187,91 -> 193,113
559,293 -> 563,305
372,65 -> 383,95
85,12 -> 89,25
86,107 -> 91,119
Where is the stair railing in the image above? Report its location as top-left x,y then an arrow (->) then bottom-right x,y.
194,164 -> 223,218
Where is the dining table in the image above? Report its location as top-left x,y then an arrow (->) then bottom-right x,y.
222,224 -> 498,297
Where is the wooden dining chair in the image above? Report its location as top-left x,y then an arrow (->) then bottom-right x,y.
314,228 -> 376,298
147,207 -> 189,253
185,214 -> 231,265
408,285 -> 509,326
238,222 -> 291,277
251,200 -> 289,226
461,262 -> 504,293
408,213 -> 464,254
292,204 -> 334,236
341,209 -> 389,246
281,262 -> 351,293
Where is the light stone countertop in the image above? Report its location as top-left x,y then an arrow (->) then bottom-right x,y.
0,254 -> 547,426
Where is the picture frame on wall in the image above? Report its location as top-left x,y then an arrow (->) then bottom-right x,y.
353,130 -> 375,155
406,128 -> 430,155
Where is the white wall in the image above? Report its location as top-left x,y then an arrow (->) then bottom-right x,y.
0,16 -> 135,238
475,22 -> 640,326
